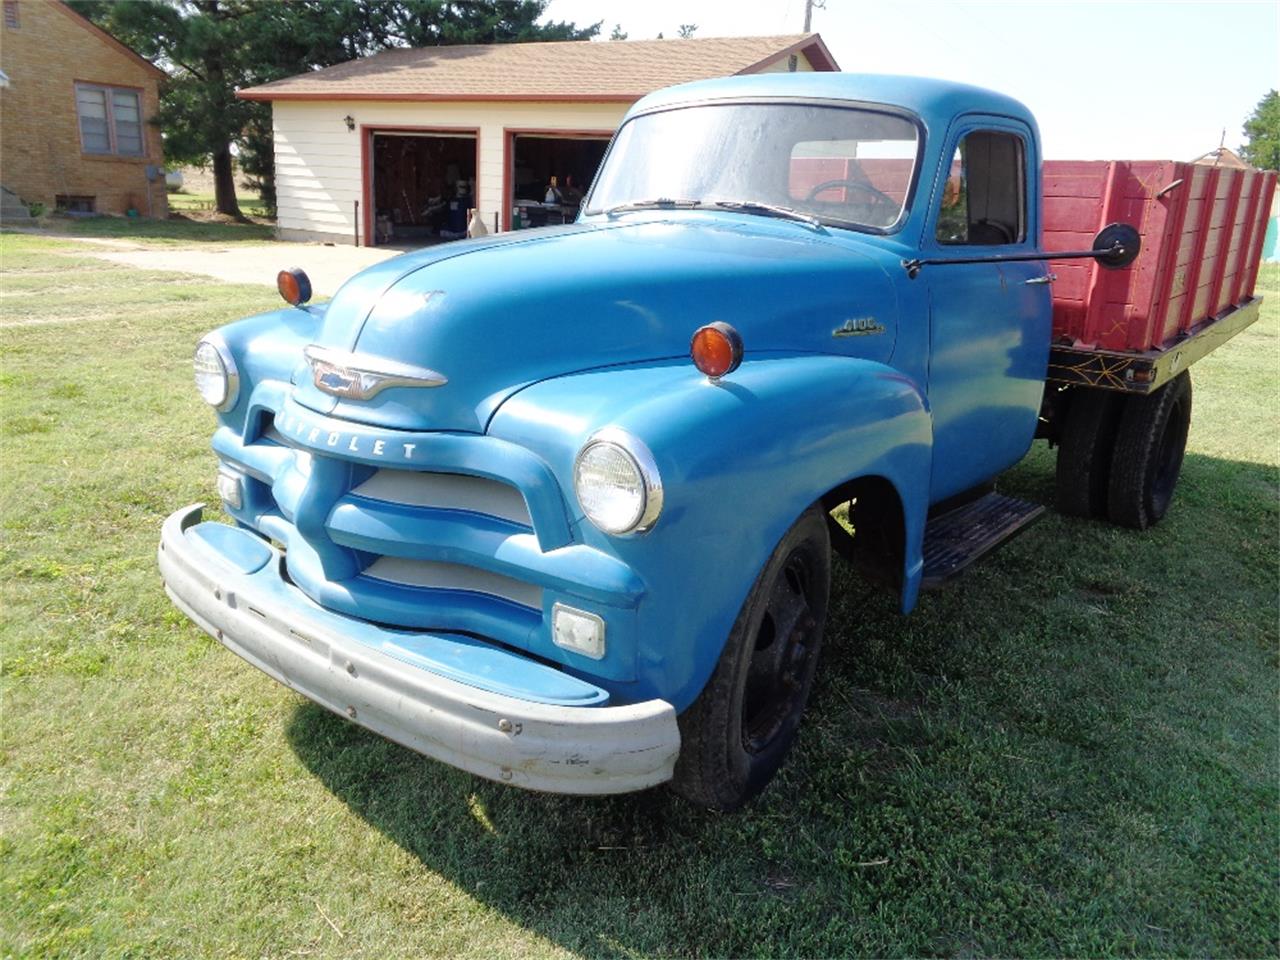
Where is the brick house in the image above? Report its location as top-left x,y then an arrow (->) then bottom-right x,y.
0,0 -> 167,218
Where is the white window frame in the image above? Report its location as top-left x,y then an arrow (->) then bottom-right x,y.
74,82 -> 146,157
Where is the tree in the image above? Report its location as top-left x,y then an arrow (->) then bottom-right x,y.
68,1 -> 599,218
609,23 -> 627,40
1240,90 -> 1280,171
677,23 -> 697,38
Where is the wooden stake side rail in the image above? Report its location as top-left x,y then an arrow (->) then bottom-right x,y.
1043,160 -> 1276,359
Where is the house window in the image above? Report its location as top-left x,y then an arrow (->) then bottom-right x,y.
56,195 -> 96,214
74,83 -> 145,157
4,2 -> 18,28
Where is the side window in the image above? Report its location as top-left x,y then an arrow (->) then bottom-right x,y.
936,130 -> 1025,245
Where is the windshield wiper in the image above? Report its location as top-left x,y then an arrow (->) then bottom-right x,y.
601,197 -> 702,217
595,196 -> 824,231
712,199 -> 823,230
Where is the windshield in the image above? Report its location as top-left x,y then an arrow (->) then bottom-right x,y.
586,102 -> 920,231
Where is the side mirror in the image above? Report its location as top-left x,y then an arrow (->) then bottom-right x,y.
902,220 -> 1143,279
1093,222 -> 1141,270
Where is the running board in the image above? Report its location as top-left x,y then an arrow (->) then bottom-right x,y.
921,492 -> 1044,589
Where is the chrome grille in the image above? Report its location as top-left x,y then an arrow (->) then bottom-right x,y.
361,556 -> 542,610
351,469 -> 532,527
214,401 -> 589,642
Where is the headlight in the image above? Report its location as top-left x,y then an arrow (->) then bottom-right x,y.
573,428 -> 663,535
193,336 -> 239,411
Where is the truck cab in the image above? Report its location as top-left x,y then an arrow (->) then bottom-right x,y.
159,73 -> 1272,810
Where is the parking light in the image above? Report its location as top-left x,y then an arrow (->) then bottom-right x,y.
216,466 -> 244,510
277,267 -> 312,306
552,603 -> 606,659
691,322 -> 743,380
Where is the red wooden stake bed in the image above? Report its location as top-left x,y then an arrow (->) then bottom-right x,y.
1041,160 -> 1276,393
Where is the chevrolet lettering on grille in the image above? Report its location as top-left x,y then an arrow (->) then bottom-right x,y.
274,409 -> 426,461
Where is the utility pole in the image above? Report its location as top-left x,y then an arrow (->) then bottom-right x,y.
790,0 -> 824,70
804,0 -> 822,31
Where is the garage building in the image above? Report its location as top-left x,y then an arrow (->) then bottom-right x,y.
237,33 -> 837,247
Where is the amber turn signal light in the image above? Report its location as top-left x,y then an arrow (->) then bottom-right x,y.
690,322 -> 744,380
277,267 -> 312,306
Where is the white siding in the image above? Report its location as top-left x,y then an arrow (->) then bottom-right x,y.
269,51 -> 820,244
271,99 -> 631,243
756,51 -> 817,73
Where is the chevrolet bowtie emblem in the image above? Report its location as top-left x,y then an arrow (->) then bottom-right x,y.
303,345 -> 447,400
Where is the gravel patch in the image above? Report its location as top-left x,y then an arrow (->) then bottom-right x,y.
85,242 -> 401,297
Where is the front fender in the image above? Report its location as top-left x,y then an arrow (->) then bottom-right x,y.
488,354 -> 932,711
205,305 -> 323,434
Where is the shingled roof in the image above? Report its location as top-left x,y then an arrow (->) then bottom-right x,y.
237,34 -> 837,102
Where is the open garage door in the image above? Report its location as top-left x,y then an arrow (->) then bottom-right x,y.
369,130 -> 477,247
507,132 -> 611,230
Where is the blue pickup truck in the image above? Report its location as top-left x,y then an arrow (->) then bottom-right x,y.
159,72 -> 1270,810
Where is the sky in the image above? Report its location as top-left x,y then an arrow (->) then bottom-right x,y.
541,0 -> 1280,161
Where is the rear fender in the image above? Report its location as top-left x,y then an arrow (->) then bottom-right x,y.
489,354 -> 932,710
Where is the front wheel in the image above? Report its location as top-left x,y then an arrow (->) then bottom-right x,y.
670,506 -> 831,811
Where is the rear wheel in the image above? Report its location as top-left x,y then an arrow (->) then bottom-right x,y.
1107,371 -> 1192,529
670,507 -> 830,811
1055,388 -> 1123,519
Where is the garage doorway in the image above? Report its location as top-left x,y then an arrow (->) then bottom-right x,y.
368,129 -> 477,247
506,131 -> 611,231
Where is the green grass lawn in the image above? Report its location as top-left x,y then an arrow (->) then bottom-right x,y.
167,190 -> 272,220
32,212 -> 275,246
1,231 -> 1276,959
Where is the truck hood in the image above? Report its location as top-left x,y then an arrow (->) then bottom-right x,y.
292,217 -> 900,432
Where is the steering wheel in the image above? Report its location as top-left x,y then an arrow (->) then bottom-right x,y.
969,218 -> 1017,244
804,178 -> 897,210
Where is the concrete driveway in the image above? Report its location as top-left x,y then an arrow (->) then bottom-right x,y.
85,240 -> 403,297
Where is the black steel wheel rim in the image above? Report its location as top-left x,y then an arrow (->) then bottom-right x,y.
741,547 -> 818,755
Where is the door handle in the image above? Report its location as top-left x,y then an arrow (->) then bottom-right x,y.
1025,274 -> 1057,285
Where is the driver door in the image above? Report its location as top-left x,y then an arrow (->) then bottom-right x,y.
923,121 -> 1052,502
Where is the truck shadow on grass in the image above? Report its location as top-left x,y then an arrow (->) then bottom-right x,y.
283,447 -> 1277,958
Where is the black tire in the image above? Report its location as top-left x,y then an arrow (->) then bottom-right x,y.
1107,371 -> 1192,529
1055,388 -> 1124,519
670,506 -> 831,811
